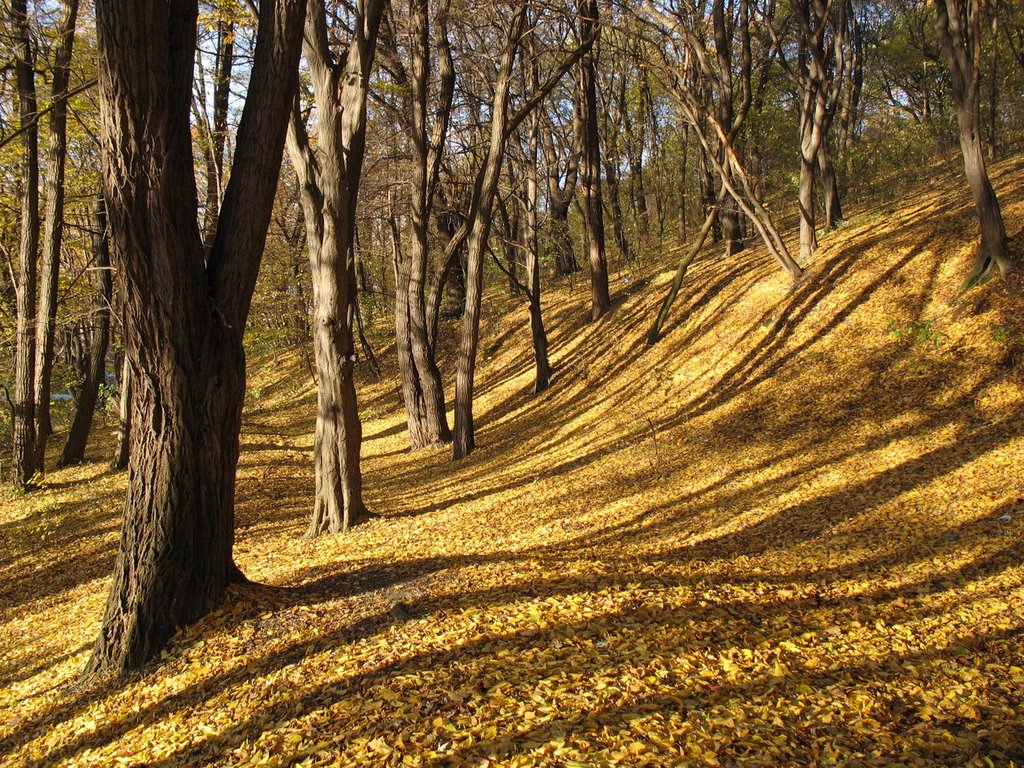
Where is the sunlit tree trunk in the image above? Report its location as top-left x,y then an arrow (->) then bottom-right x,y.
285,0 -> 384,534
934,0 -> 1010,285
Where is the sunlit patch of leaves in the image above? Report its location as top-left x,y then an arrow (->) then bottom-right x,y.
1,159 -> 1023,767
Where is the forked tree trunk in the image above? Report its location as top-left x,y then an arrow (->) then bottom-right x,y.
86,0 -> 303,676
395,0 -> 452,450
285,0 -> 384,534
60,193 -> 111,467
11,0 -> 39,488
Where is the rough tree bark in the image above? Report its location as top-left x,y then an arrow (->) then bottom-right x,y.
85,0 -> 304,676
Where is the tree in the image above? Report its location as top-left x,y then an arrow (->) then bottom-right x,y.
393,0 -> 455,450
9,0 -> 39,488
285,0 -> 385,536
933,0 -> 1011,286
85,0 -> 304,676
33,0 -> 81,471
577,0 -> 610,321
59,192 -> 111,467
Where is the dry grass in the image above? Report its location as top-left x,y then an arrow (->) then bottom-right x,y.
1,156 -> 1023,767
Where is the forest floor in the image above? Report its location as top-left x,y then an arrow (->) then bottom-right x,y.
2,156 -> 1024,767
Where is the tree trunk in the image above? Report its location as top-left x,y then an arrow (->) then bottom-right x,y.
86,0 -> 304,676
11,0 -> 39,488
577,0 -> 609,321
60,193 -> 111,467
285,0 -> 384,533
934,0 -> 1010,286
33,0 -> 80,472
394,0 -> 452,449
453,3 -> 527,460
818,139 -> 843,228
525,99 -> 550,393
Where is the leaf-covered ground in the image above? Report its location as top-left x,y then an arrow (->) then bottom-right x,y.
2,158 -> 1024,767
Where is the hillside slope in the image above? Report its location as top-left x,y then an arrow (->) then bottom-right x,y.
1,157 -> 1023,767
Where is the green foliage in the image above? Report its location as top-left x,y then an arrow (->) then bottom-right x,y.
888,317 -> 947,349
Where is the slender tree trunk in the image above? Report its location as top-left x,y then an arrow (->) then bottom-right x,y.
60,193 -> 111,467
33,0 -> 81,471
818,138 -> 843,228
285,0 -> 384,534
86,0 -> 304,676
578,0 -> 609,321
453,3 -> 527,460
525,103 -> 550,393
11,0 -> 39,488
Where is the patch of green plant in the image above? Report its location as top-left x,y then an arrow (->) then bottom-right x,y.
990,323 -> 1013,342
888,318 -> 946,348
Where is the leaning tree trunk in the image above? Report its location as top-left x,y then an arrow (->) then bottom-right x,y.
452,3 -> 526,460
85,0 -> 304,676
934,0 -> 1010,286
60,193 -> 111,467
10,0 -> 39,488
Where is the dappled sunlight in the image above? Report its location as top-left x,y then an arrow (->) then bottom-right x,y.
1,158 -> 1023,765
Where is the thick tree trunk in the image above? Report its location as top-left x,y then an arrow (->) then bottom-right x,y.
86,0 -> 304,676
11,0 -> 39,488
60,193 -> 111,467
33,0 -> 80,471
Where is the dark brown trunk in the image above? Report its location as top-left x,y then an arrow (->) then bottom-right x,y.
578,0 -> 609,321
33,0 -> 80,471
86,0 -> 304,676
60,193 -> 111,467
394,0 -> 452,449
11,0 -> 39,488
